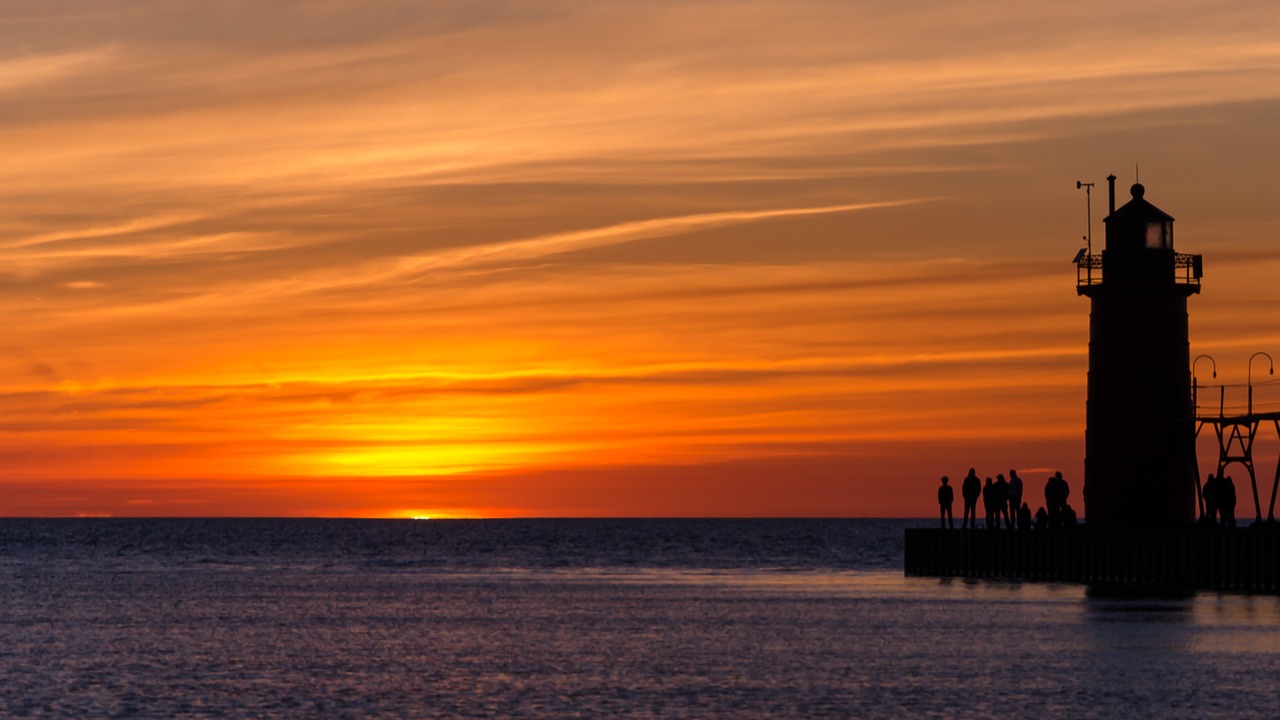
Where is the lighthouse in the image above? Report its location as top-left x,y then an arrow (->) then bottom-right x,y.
1076,176 -> 1202,526
903,178 -> 1280,587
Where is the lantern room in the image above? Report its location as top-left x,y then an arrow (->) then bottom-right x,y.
1106,183 -> 1174,252
1079,177 -> 1201,294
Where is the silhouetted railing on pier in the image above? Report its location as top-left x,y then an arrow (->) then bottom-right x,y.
904,527 -> 1280,593
1194,377 -> 1280,421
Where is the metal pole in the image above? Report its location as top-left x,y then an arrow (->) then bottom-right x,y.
1248,351 -> 1274,417
1192,355 -> 1216,412
1077,181 -> 1094,283
1270,418 -> 1280,522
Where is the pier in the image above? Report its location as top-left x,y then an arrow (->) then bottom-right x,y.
905,527 -> 1280,593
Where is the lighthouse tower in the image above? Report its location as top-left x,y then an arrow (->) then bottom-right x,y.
1076,176 -> 1202,526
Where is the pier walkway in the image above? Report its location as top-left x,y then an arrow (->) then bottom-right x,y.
904,527 -> 1280,593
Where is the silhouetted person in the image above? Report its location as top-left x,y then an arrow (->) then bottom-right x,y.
993,473 -> 1010,529
1063,503 -> 1078,526
1034,506 -> 1049,530
982,477 -> 998,530
1017,502 -> 1032,531
1221,475 -> 1237,528
961,468 -> 981,529
1057,472 -> 1070,518
1043,475 -> 1058,525
1007,469 -> 1023,526
1045,471 -> 1070,527
1202,473 -> 1220,525
937,476 -> 954,529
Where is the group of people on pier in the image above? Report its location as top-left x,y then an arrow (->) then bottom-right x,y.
935,469 -> 1246,529
936,469 -> 1076,530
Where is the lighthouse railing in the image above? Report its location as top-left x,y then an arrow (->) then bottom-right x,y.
1175,253 -> 1203,287
1076,253 -> 1103,287
1074,252 -> 1202,289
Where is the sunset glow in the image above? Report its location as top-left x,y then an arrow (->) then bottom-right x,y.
3,1 -> 1280,516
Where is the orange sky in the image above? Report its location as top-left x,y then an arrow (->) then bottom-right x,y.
3,1 -> 1280,517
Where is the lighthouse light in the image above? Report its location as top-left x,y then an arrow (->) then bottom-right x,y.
1145,221 -> 1170,249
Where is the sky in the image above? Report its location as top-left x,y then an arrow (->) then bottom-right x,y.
2,0 -> 1280,517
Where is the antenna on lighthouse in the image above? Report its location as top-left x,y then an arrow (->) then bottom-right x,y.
1076,180 -> 1095,258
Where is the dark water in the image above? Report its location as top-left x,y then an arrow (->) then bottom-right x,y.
0,519 -> 1276,718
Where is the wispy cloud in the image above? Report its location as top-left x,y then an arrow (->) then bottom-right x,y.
3,213 -> 205,251
0,48 -> 115,93
384,199 -> 932,276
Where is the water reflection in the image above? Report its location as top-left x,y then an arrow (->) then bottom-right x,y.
1084,584 -> 1196,636
1085,583 -> 1195,601
1189,592 -> 1280,655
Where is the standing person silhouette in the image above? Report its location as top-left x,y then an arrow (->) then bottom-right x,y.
1044,474 -> 1059,526
994,473 -> 1010,529
1221,475 -> 1237,528
1007,470 -> 1023,526
1202,473 -> 1219,525
961,468 -> 981,529
982,477 -> 997,530
1055,472 -> 1070,517
1045,472 -> 1069,527
937,476 -> 954,529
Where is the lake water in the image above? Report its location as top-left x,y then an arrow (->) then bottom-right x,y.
0,518 -> 1276,718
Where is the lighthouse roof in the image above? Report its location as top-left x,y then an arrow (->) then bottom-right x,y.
1105,182 -> 1174,224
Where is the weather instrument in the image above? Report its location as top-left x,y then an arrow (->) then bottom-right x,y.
1075,180 -> 1094,261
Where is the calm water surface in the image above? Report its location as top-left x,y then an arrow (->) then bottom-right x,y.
0,519 -> 1276,718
